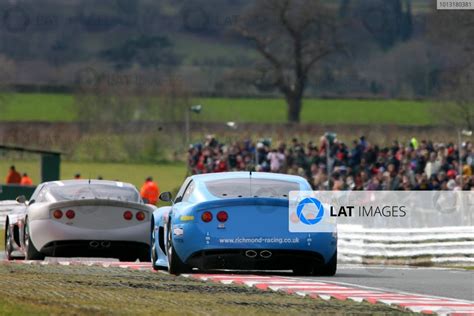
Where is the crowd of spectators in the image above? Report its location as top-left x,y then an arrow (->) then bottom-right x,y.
188,135 -> 474,191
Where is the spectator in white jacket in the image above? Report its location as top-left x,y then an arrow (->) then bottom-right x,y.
425,152 -> 441,177
267,149 -> 285,173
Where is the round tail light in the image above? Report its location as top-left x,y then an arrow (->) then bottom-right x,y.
217,211 -> 228,223
65,210 -> 75,219
136,211 -> 145,221
53,210 -> 63,219
123,211 -> 133,220
201,211 -> 213,223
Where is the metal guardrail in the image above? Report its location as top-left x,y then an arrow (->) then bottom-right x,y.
338,225 -> 474,265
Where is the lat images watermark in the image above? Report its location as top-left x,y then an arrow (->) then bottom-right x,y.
289,191 -> 473,232
437,0 -> 474,10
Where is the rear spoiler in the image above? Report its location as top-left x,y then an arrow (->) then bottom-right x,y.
191,197 -> 288,213
48,199 -> 154,213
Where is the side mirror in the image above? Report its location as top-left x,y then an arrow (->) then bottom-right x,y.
16,195 -> 26,204
159,192 -> 173,202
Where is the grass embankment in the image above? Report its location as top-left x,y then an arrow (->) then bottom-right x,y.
0,161 -> 187,192
0,263 -> 409,315
1,93 -> 436,125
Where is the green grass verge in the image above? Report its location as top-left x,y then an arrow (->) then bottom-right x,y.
194,98 -> 436,125
1,93 -> 75,122
0,230 -> 3,251
0,263 -> 408,315
0,161 -> 187,193
1,92 -> 436,125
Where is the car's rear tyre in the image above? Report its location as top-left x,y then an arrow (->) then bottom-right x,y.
4,222 -> 13,261
166,223 -> 191,275
315,251 -> 337,276
24,220 -> 45,261
151,225 -> 160,270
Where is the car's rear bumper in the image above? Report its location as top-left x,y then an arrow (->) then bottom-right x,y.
29,219 -> 150,250
40,240 -> 149,259
185,249 -> 326,271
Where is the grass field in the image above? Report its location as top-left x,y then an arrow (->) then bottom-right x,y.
194,98 -> 435,125
0,93 -> 436,125
0,263 -> 407,315
0,161 -> 187,193
1,93 -> 75,121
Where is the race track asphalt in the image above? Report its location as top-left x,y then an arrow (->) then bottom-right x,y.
302,264 -> 474,302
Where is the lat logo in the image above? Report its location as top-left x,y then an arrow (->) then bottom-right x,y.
330,205 -> 354,217
290,197 -> 325,225
289,192 -> 336,233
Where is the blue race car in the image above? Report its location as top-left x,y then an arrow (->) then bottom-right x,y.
151,172 -> 337,275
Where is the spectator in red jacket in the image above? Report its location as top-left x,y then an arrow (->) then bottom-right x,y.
20,173 -> 33,185
5,165 -> 21,184
140,177 -> 160,205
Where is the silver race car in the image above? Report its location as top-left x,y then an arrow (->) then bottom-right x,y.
4,180 -> 153,261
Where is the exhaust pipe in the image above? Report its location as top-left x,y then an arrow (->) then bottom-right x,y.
101,241 -> 111,248
89,241 -> 99,248
260,250 -> 272,259
245,250 -> 257,258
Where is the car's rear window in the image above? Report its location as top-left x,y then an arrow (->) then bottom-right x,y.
48,184 -> 140,202
204,178 -> 300,199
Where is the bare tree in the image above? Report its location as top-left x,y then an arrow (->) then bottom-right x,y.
434,67 -> 474,131
234,0 -> 341,123
428,10 -> 474,130
158,75 -> 191,124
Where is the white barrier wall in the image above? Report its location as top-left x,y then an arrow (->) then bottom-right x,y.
338,225 -> 474,265
320,191 -> 474,265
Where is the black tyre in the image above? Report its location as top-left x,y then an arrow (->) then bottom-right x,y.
166,223 -> 190,275
4,222 -> 13,261
315,251 -> 337,276
24,219 -> 45,261
151,225 -> 160,270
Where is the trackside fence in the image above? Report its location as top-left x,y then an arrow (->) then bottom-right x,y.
338,224 -> 474,266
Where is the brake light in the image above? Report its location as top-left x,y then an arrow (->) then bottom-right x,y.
201,211 -> 213,223
123,210 -> 133,220
136,211 -> 145,221
217,211 -> 228,223
65,210 -> 75,219
53,209 -> 63,219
